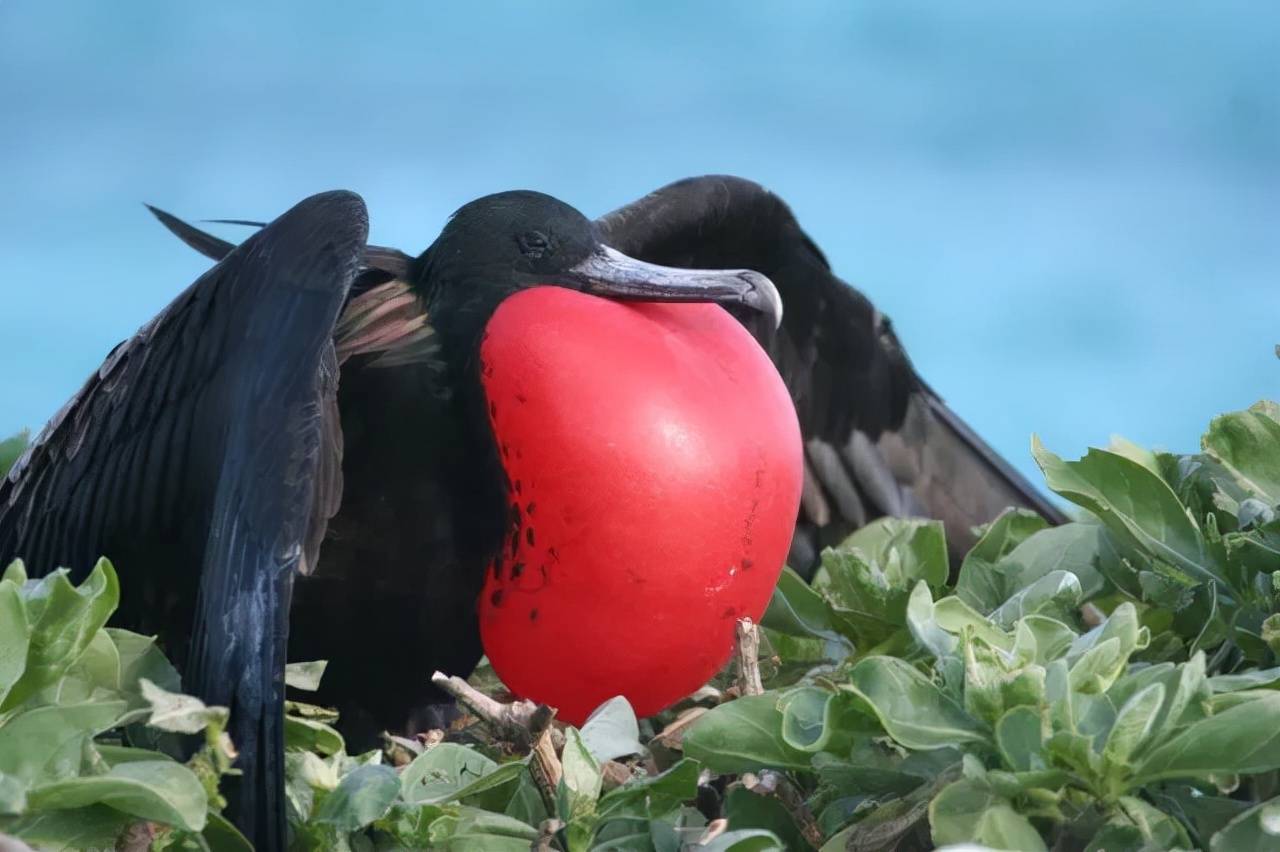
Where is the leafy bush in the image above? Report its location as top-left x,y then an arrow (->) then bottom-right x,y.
1,402 -> 1278,851
0,430 -> 27,479
0,558 -> 241,850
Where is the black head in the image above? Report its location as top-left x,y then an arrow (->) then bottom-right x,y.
423,191 -> 598,288
410,190 -> 782,352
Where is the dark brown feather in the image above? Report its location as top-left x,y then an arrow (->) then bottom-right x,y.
598,175 -> 1066,571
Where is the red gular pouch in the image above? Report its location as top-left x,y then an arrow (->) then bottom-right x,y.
478,285 -> 803,725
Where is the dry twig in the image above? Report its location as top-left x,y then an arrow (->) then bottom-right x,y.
527,705 -> 563,819
697,818 -> 729,846
734,617 -> 764,697
430,670 -> 564,749
742,770 -> 824,848
653,706 -> 708,749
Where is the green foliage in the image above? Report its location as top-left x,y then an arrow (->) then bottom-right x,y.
3,400 -> 1280,850
0,558 -> 239,850
0,431 -> 27,480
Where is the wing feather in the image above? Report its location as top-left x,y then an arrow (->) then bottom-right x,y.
0,190 -> 367,851
598,175 -> 1065,572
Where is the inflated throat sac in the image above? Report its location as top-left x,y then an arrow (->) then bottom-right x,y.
476,286 -> 802,724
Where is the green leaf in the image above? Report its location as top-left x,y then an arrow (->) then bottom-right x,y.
695,829 -> 786,851
140,677 -> 228,734
2,560 -> 27,584
988,570 -> 1082,630
447,760 -> 524,811
44,627 -> 121,705
109,629 -> 181,707
962,635 -> 1014,726
502,773 -> 547,826
591,817 -> 652,850
778,686 -> 877,753
310,763 -> 399,831
1152,784 -> 1249,843
847,656 -> 987,750
1032,438 -> 1214,585
596,759 -> 699,823
1016,615 -> 1078,665
374,802 -> 447,849
1158,651 -> 1209,734
284,660 -> 328,692
0,431 -> 28,479
558,725 -> 602,843
1000,524 -> 1108,612
1103,682 -> 1165,766
1208,666 -> 1280,693
933,596 -> 1015,652
684,694 -> 812,773
1137,692 -> 1280,782
400,743 -> 498,804
1045,730 -> 1102,781
1,804 -> 131,850
1067,604 -> 1145,694
580,696 -> 643,762
0,579 -> 30,707
811,550 -> 905,648
1098,796 -> 1192,850
1202,407 -> 1280,505
1108,435 -> 1168,480
0,700 -> 127,784
906,581 -> 957,658
426,806 -> 539,850
95,744 -> 176,766
1210,796 -> 1280,851
201,810 -> 254,852
27,760 -> 207,831
284,713 -> 344,756
836,517 -> 949,588
959,512 -> 1110,619
928,777 -> 1047,851
957,509 -> 1051,612
0,772 -> 27,814
762,567 -> 849,649
723,783 -> 812,851
995,706 -> 1043,772
2,560 -> 120,711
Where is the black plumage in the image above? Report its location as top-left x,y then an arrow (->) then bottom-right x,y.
598,177 -> 1066,567
0,176 -> 1062,849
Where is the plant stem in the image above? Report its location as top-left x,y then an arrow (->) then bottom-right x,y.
735,618 -> 764,697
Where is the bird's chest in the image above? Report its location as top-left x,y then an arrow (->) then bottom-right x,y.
475,286 -> 803,723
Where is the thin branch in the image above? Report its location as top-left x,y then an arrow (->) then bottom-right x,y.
532,818 -> 565,852
527,706 -> 563,819
697,819 -> 729,845
430,670 -> 564,748
735,618 -> 764,697
653,706 -> 708,750
742,771 -> 824,848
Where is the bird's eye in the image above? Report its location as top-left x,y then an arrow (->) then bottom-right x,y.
518,231 -> 551,259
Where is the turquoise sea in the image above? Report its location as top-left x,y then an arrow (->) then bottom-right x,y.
2,2 -> 1277,485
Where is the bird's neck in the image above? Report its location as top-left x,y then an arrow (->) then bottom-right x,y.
421,274 -> 518,571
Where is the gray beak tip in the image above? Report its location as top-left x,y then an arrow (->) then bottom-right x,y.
742,270 -> 784,330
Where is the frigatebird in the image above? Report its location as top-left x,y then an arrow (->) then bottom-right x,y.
0,176 -> 1063,849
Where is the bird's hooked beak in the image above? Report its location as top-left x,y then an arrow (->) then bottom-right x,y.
560,245 -> 784,329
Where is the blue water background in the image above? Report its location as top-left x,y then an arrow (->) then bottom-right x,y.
2,2 -> 1277,486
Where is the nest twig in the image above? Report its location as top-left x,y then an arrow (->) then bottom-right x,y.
734,618 -> 764,697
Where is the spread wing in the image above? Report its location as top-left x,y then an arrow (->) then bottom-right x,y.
0,190 -> 368,851
597,175 -> 1066,573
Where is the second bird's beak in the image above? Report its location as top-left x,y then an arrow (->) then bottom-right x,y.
561,245 -> 783,330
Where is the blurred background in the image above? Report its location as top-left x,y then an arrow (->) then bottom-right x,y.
2,2 -> 1276,486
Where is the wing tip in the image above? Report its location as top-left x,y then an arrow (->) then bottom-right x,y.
282,190 -> 370,249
